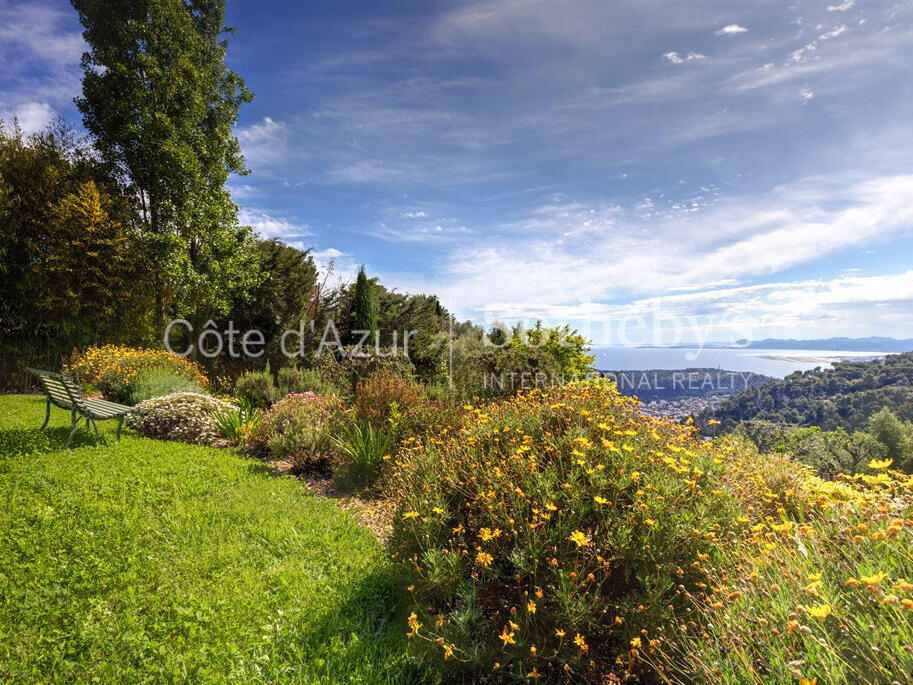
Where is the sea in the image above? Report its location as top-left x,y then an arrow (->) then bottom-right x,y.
591,347 -> 890,379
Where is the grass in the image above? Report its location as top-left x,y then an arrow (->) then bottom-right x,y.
0,394 -> 427,683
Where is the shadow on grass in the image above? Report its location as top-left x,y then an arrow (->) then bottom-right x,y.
0,426 -> 110,458
274,570 -> 436,684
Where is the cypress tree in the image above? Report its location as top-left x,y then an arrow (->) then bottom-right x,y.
349,266 -> 378,343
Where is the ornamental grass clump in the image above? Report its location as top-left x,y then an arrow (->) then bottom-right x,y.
66,344 -> 209,402
127,392 -> 235,445
386,379 -> 741,682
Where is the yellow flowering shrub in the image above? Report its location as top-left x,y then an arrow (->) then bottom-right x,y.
66,344 -> 209,402
386,379 -> 741,681
648,441 -> 913,683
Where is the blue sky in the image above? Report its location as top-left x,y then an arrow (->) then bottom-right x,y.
3,0 -> 913,344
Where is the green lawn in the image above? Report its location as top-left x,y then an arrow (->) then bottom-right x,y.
0,394 -> 426,683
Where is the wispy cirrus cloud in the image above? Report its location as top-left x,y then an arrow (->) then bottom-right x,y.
236,116 -> 289,170
0,0 -> 84,128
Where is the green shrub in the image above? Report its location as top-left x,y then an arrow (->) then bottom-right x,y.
277,365 -> 339,397
245,392 -> 345,473
423,382 -> 459,404
453,343 -> 563,400
234,367 -> 276,408
124,367 -> 206,405
386,380 -> 739,681
735,420 -> 890,479
126,392 -> 235,445
332,421 -> 393,491
355,371 -> 425,430
313,347 -> 415,399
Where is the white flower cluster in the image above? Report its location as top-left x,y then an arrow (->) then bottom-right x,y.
126,392 -> 236,445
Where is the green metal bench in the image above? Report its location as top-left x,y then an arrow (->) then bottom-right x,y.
26,368 -> 131,446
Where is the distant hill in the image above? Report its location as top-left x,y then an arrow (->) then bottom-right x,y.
701,351 -> 913,431
644,337 -> 913,352
599,367 -> 771,403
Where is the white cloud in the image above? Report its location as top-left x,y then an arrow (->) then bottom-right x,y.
309,247 -> 358,280
0,3 -> 84,71
0,2 -> 84,121
236,116 -> 289,168
662,51 -> 705,64
238,207 -> 310,239
383,174 -> 913,327
401,210 -> 428,218
227,183 -> 259,200
460,270 -> 913,344
1,101 -> 55,135
715,24 -> 748,36
790,24 -> 847,63
799,87 -> 814,101
828,0 -> 855,11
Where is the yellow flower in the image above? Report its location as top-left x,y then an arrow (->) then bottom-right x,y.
527,599 -> 537,614
574,633 -> 589,652
555,628 -> 566,638
593,496 -> 610,505
806,604 -> 832,620
568,530 -> 590,548
770,520 -> 793,534
861,572 -> 886,586
630,637 -> 642,648
476,551 -> 494,567
545,503 -> 558,511
868,458 -> 893,470
526,667 -> 541,679
499,626 -> 516,646
402,511 -> 420,520
407,612 -> 421,637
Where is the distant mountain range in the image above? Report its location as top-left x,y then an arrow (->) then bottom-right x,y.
642,337 -> 913,352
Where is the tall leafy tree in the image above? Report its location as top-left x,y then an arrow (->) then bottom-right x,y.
216,239 -> 318,370
349,266 -> 378,343
70,0 -> 257,329
0,122 -> 140,344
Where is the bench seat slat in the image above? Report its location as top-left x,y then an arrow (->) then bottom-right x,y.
83,398 -> 131,418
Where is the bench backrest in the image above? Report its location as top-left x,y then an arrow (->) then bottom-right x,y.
26,368 -> 87,412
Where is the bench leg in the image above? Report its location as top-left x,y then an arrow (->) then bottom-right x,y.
66,409 -> 79,448
91,417 -> 100,437
40,398 -> 50,430
116,416 -> 124,440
